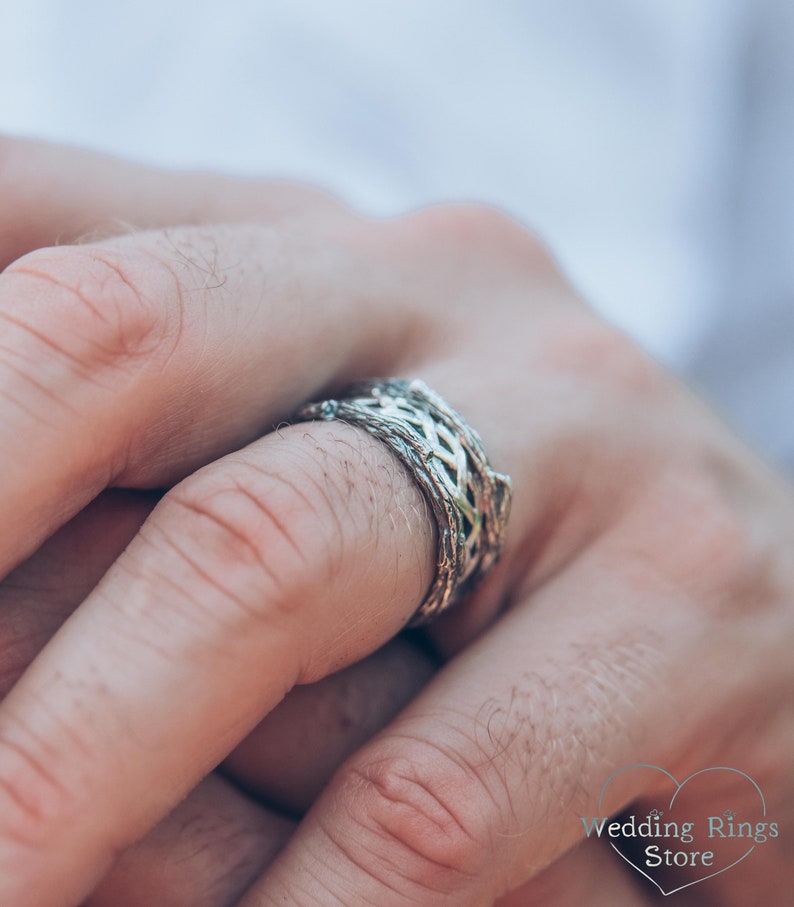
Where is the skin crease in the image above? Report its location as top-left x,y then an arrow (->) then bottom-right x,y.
0,137 -> 791,906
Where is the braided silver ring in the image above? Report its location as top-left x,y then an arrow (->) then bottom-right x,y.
291,378 -> 512,625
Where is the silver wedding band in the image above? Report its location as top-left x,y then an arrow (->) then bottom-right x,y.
290,378 -> 512,625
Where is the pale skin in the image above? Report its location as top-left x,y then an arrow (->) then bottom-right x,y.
0,137 -> 792,906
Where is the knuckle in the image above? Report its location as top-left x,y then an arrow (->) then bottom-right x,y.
0,711 -> 76,854
539,312 -> 667,401
1,245 -> 175,372
678,469 -> 768,597
333,741 -> 491,899
404,203 -> 557,275
152,457 -> 320,624
632,458 -> 775,612
380,204 -> 577,350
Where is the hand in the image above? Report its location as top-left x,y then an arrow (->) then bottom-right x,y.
0,138 -> 792,906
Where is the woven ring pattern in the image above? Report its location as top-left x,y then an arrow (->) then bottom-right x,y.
291,378 -> 512,625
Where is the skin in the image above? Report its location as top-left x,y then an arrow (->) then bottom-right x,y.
0,137 -> 792,905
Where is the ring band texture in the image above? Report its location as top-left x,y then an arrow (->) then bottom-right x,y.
291,378 -> 512,625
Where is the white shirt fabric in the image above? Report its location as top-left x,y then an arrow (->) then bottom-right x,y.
1,0 -> 792,473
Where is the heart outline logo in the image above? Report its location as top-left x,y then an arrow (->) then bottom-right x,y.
598,764 -> 766,897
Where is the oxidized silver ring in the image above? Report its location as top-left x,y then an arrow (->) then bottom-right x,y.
291,378 -> 512,625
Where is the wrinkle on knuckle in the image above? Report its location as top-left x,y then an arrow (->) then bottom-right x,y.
1,246 -> 176,375
149,459 -> 323,626
334,742 -> 490,899
0,705 -> 79,853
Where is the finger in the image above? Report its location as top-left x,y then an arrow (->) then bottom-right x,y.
0,136 -> 339,268
237,543 -> 731,907
0,420 -> 438,906
0,215 -> 392,574
0,489 -> 157,695
85,774 -> 294,907
223,636 -> 437,815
